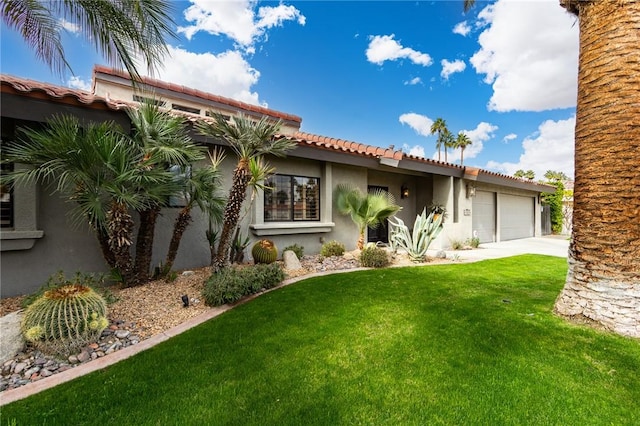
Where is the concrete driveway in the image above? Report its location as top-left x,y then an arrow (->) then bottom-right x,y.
437,235 -> 570,262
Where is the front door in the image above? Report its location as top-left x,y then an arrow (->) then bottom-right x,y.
367,185 -> 389,245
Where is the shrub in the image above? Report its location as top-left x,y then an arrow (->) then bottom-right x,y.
359,245 -> 391,268
203,263 -> 285,306
468,237 -> 481,248
282,243 -> 304,259
450,239 -> 464,250
21,284 -> 108,356
320,240 -> 345,257
252,239 -> 278,264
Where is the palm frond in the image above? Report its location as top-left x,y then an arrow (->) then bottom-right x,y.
2,0 -> 69,75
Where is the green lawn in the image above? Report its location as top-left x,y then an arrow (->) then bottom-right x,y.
3,255 -> 640,425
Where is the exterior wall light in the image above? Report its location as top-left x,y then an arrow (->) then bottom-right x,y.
401,185 -> 410,199
466,184 -> 476,198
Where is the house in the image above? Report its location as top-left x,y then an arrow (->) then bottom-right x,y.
0,67 -> 554,297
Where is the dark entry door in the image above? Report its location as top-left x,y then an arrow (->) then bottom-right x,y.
367,185 -> 389,244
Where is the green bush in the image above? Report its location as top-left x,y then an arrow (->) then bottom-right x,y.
21,284 -> 109,356
468,237 -> 480,248
203,263 -> 285,306
359,245 -> 391,268
320,240 -> 345,257
282,243 -> 304,259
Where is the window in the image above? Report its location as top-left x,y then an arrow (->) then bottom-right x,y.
0,162 -> 13,228
264,175 -> 319,221
132,95 -> 166,107
172,104 -> 200,115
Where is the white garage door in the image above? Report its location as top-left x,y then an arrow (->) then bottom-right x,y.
472,190 -> 496,243
499,194 -> 534,241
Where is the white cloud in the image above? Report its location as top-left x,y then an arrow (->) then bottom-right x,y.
470,0 -> 578,112
449,122 -> 498,162
366,35 -> 432,66
59,19 -> 80,34
404,77 -> 422,86
441,59 -> 466,80
453,21 -> 471,36
178,0 -> 305,49
398,113 -> 434,137
67,76 -> 91,91
402,143 -> 426,158
486,116 -> 575,179
152,46 -> 262,105
502,133 -> 517,143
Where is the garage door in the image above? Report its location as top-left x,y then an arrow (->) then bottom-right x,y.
472,190 -> 496,243
499,194 -> 534,241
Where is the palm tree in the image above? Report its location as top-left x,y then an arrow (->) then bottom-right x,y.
1,0 -> 176,81
463,0 -> 639,337
0,115 -> 170,284
442,129 -> 455,163
162,150 -> 225,276
197,113 -> 296,271
126,102 -> 205,284
334,184 -> 401,250
454,132 -> 472,165
552,0 -> 640,338
430,118 -> 448,161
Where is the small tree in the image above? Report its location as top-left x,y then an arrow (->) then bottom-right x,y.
334,184 -> 400,250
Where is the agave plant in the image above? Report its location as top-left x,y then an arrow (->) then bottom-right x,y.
388,208 -> 444,262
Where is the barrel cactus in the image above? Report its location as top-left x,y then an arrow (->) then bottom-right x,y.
21,284 -> 109,356
251,239 -> 278,264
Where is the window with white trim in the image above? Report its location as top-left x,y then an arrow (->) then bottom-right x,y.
264,174 -> 319,221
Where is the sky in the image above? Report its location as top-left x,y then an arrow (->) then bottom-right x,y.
0,0 -> 579,180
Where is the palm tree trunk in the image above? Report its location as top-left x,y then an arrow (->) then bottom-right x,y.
107,202 -> 135,285
163,206 -> 192,276
460,148 -> 465,166
213,161 -> 251,270
96,226 -> 116,269
554,0 -> 640,338
133,207 -> 160,285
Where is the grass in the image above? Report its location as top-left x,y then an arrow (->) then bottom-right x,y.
3,255 -> 640,425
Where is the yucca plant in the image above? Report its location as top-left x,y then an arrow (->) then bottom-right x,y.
388,208 -> 444,262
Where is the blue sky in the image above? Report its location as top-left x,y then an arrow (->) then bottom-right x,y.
1,0 -> 579,179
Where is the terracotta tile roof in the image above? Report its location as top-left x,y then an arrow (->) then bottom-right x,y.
93,65 -> 302,125
289,131 -> 462,168
1,73 -> 110,108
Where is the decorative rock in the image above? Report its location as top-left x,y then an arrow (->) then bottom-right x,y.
14,362 -> 27,374
68,355 -> 79,364
40,369 -> 53,378
77,351 -> 91,363
436,250 -> 447,259
115,330 -> 130,339
283,250 -> 302,270
182,270 -> 195,276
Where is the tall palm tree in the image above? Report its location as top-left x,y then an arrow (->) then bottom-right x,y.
197,113 -> 296,271
454,132 -> 472,165
442,129 -> 455,163
461,0 -> 639,337
126,101 -> 205,283
334,184 -> 401,250
552,0 -> 640,338
430,117 -> 448,161
1,0 -> 176,80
